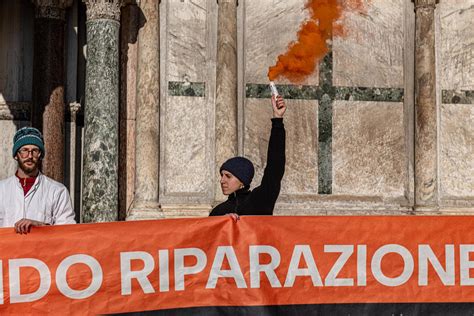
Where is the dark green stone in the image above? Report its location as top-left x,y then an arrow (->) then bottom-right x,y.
168,81 -> 205,97
442,90 -> 474,104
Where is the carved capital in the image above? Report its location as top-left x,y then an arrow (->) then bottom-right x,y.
32,0 -> 73,19
217,0 -> 238,5
83,0 -> 124,21
413,0 -> 438,10
68,102 -> 82,122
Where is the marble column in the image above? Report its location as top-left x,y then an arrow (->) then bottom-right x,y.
31,0 -> 73,183
82,0 -> 123,223
67,102 -> 81,222
413,0 -> 439,211
127,0 -> 162,220
214,0 -> 238,202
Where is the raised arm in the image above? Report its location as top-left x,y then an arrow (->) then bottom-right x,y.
241,95 -> 286,215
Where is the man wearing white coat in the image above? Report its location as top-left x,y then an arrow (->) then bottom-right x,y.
0,127 -> 76,234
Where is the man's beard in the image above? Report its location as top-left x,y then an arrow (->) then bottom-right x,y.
18,158 -> 40,174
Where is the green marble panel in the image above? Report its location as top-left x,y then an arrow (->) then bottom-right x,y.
442,90 -> 474,104
246,84 -> 320,100
335,87 -> 404,102
168,81 -> 205,97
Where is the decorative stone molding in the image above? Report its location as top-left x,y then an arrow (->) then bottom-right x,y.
217,0 -> 238,5
32,0 -> 73,19
413,0 -> 438,211
83,0 -> 124,21
413,0 -> 438,9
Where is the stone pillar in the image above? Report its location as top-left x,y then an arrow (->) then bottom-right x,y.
127,0 -> 162,220
31,0 -> 73,183
119,3 -> 139,220
67,102 -> 81,222
214,0 -> 238,202
413,0 -> 439,211
82,0 -> 123,223
67,102 -> 81,198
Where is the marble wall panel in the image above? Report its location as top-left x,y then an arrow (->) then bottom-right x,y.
439,0 -> 474,204
440,104 -> 474,199
0,121 -> 28,180
161,96 -> 211,199
333,0 -> 404,88
160,0 -> 216,207
244,98 -> 318,196
439,0 -> 474,91
244,0 -> 318,85
167,0 -> 209,82
332,101 -> 406,198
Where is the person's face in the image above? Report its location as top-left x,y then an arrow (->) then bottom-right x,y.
220,170 -> 244,195
15,145 -> 41,175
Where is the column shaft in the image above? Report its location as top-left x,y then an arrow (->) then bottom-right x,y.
119,3 -> 139,220
31,1 -> 72,182
414,0 -> 438,210
127,0 -> 161,220
215,0 -> 238,202
82,0 -> 122,222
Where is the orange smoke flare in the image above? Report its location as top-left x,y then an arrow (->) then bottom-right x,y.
268,0 -> 367,83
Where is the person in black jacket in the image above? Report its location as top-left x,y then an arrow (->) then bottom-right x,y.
209,95 -> 286,218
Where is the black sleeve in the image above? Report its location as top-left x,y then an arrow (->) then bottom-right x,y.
241,118 -> 286,215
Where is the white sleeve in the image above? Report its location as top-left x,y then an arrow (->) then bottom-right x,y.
52,187 -> 76,225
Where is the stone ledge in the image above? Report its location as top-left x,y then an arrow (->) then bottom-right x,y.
0,102 -> 30,121
161,204 -> 211,219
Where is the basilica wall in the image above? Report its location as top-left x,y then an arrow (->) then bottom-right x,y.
0,0 -> 472,221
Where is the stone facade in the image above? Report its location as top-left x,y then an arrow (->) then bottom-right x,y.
438,0 -> 474,211
0,0 -> 473,221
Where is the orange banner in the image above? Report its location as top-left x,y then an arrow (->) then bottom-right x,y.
1,216 -> 474,314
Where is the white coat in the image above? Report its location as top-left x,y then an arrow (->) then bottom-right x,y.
0,173 -> 76,227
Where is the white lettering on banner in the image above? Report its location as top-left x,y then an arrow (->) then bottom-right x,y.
56,255 -> 103,299
372,245 -> 414,287
284,245 -> 322,287
249,245 -> 282,288
357,245 -> 367,286
9,258 -> 51,303
0,260 -> 3,305
460,245 -> 474,286
206,246 -> 247,289
4,243 -> 474,302
324,245 -> 354,286
159,250 -> 170,292
419,245 -> 455,286
175,248 -> 207,291
120,252 -> 155,295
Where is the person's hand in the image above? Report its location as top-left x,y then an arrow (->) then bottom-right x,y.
227,213 -> 240,222
14,219 -> 45,234
271,95 -> 286,118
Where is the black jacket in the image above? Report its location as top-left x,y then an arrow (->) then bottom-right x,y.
210,118 -> 285,216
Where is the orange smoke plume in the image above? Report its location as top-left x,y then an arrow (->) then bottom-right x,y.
268,0 -> 367,83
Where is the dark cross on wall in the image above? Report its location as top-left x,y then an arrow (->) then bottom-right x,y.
246,50 -> 404,194
168,52 -> 473,195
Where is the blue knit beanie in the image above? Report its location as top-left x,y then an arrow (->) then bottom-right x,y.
220,156 -> 255,187
12,127 -> 45,158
